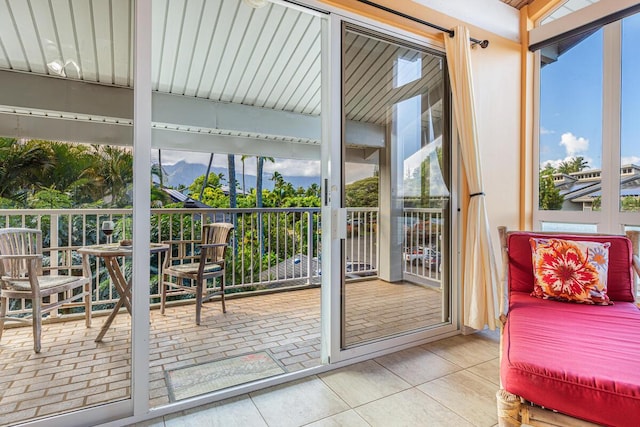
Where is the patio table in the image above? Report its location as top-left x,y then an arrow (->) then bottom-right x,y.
78,242 -> 169,342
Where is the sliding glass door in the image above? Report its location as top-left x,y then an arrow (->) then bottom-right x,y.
340,24 -> 452,349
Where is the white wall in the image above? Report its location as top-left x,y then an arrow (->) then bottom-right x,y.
471,37 -> 522,246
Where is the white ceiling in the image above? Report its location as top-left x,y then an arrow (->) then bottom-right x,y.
0,0 -> 323,115
0,0 -> 445,154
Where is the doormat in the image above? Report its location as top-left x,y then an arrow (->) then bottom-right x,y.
166,351 -> 286,401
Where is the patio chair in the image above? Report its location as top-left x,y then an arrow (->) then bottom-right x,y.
0,228 -> 91,353
161,222 -> 234,325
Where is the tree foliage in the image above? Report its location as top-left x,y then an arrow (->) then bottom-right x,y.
539,157 -> 591,210
621,196 -> 640,212
346,177 -> 378,207
539,174 -> 564,210
557,156 -> 588,175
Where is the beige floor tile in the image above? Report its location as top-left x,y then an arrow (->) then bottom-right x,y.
417,370 -> 498,427
421,331 -> 499,368
304,409 -> 370,427
467,358 -> 501,386
318,359 -> 410,407
355,388 -> 473,427
164,395 -> 266,427
374,346 -> 462,386
129,416 -> 165,427
250,377 -> 349,427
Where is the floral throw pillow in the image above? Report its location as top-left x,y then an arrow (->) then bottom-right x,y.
529,238 -> 611,305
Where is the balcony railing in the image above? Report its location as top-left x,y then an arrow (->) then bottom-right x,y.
402,208 -> 445,284
0,206 -> 443,319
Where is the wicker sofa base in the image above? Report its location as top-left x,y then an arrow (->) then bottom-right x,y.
496,390 -> 600,427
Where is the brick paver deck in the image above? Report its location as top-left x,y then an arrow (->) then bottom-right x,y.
0,279 -> 442,426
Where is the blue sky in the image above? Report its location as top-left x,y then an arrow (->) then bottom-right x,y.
539,13 -> 640,171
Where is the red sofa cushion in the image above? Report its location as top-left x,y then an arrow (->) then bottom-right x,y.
508,232 -> 635,302
502,292 -> 640,426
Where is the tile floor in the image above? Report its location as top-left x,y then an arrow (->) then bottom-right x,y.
0,279 -> 444,425
134,329 -> 501,427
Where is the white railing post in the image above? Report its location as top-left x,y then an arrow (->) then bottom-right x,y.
50,213 -> 60,318
307,210 -> 313,285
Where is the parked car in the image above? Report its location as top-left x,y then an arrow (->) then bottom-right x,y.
403,246 -> 441,270
346,219 -> 363,235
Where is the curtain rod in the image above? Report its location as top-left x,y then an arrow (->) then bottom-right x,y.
355,0 -> 489,48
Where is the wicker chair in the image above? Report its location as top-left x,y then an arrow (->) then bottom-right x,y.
161,223 -> 234,325
0,228 -> 91,353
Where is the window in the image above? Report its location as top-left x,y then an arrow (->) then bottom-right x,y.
620,13 -> 640,213
535,11 -> 640,233
538,29 -> 602,213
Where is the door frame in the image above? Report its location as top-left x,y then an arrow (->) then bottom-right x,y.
322,14 -> 461,365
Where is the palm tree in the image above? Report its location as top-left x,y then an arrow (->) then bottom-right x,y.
256,156 -> 274,208
200,154 -> 214,202
256,156 -> 274,257
557,156 -> 589,175
81,145 -> 133,207
150,161 -> 170,207
570,156 -> 589,172
228,154 -> 237,209
151,162 -> 167,188
0,138 -> 53,205
240,154 -> 250,196
28,141 -> 80,187
227,154 -> 239,256
306,183 -> 321,198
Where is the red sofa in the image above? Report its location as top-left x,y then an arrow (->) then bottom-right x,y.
497,230 -> 640,427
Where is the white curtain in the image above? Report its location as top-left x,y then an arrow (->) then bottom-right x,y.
444,26 -> 499,330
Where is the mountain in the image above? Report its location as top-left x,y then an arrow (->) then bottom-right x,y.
162,161 -> 320,192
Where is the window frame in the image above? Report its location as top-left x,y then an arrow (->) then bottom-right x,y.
533,16 -> 640,234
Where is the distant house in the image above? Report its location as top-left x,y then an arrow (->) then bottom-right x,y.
552,164 -> 640,211
260,254 -> 320,286
160,187 -> 211,208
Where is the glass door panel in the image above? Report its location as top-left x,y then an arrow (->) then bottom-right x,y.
621,13 -> 640,215
0,0 -> 134,423
149,0 -> 323,407
341,25 -> 450,348
538,30 -> 603,212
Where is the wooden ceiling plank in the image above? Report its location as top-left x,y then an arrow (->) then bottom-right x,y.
156,0 -> 185,93
254,10 -> 312,108
231,4 -> 287,105
50,0 -> 83,80
183,0 -> 221,97
91,0 -> 114,84
271,18 -> 321,111
198,0 -> 238,98
0,1 -> 26,71
169,0 -> 205,95
284,52 -> 321,113
7,0 -> 46,74
30,0 -> 62,76
70,0 -> 98,82
209,2 -> 254,101
111,0 -> 132,87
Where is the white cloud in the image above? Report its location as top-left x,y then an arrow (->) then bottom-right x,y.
622,156 -> 640,166
264,159 -> 320,177
559,132 -> 589,156
345,163 -> 376,184
540,127 -> 555,135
